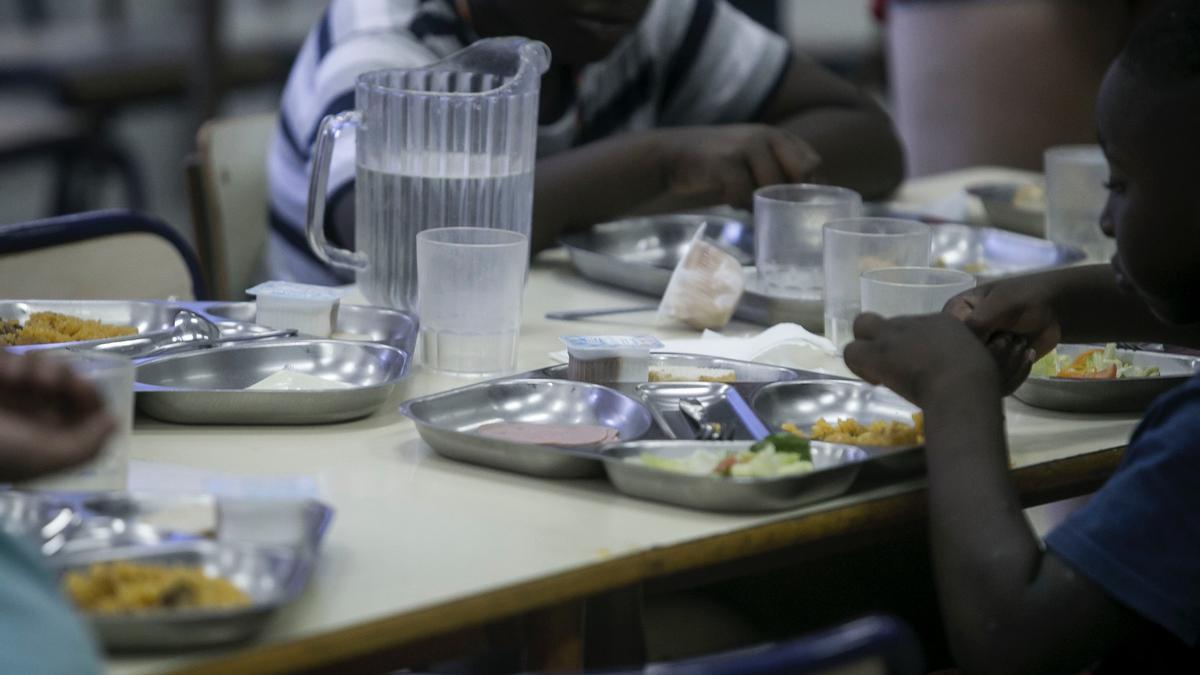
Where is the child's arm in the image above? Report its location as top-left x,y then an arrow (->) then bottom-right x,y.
845,313 -> 1138,674
947,263 -> 1200,354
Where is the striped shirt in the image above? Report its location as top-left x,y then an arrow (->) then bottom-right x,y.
265,0 -> 790,284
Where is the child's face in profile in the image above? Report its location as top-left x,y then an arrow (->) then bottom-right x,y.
483,0 -> 652,66
1096,60 -> 1200,325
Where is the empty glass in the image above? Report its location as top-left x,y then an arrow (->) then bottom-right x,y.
823,218 -> 931,349
20,351 -> 133,492
754,184 -> 862,299
417,227 -> 529,375
860,267 -> 976,318
1045,145 -> 1114,262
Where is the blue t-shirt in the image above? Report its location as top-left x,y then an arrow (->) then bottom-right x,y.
0,532 -> 101,674
1045,372 -> 1200,669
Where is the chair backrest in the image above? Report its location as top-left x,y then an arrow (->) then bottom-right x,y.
639,615 -> 924,675
0,209 -> 207,300
190,113 -> 275,300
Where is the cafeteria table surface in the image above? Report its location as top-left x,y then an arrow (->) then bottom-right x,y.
110,167 -> 1133,674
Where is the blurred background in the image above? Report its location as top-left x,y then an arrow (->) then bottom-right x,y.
0,0 -> 1142,246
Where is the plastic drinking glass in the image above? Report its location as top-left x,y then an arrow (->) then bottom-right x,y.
19,351 -> 133,492
417,227 -> 529,376
860,267 -> 976,318
823,218 -> 932,349
754,184 -> 863,299
1045,145 -> 1114,262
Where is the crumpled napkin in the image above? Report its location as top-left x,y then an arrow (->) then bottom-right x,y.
549,323 -> 855,378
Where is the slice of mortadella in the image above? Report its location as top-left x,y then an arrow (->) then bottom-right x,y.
475,422 -> 619,447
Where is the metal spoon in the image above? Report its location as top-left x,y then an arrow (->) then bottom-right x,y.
72,310 -> 294,359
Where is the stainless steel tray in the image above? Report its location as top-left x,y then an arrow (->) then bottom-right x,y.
136,339 -> 411,425
966,182 -> 1045,237
561,216 -> 1084,327
597,440 -> 884,513
0,491 -> 332,650
399,378 -> 653,478
637,382 -> 733,440
190,301 -> 419,354
1,299 -> 273,353
1013,345 -> 1198,413
930,224 -> 1082,282
752,380 -> 921,436
536,352 -> 801,384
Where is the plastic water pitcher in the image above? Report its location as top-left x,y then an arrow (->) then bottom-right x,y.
306,37 -> 549,311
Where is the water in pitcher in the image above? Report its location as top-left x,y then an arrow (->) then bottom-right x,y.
355,152 -> 534,311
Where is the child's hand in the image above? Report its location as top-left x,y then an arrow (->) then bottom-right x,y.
0,352 -> 115,482
944,279 -> 1062,359
655,124 -> 822,208
843,313 -> 1002,408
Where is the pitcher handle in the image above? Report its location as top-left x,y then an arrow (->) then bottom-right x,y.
306,110 -> 368,270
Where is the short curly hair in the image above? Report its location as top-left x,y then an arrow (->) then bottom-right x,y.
1120,0 -> 1200,85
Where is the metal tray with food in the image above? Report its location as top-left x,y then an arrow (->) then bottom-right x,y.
1013,344 -> 1199,413
399,378 -> 654,478
930,224 -> 1083,282
1,299 -> 274,352
189,301 -> 419,354
136,339 -> 411,425
596,439 -> 893,513
966,182 -> 1045,237
752,380 -> 923,447
536,352 -> 802,385
0,491 -> 332,649
561,217 -> 1083,328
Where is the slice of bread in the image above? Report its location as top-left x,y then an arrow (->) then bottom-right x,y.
648,365 -> 737,383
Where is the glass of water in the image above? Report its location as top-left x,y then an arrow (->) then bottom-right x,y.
754,184 -> 862,299
19,351 -> 133,492
860,267 -> 976,318
417,227 -> 529,376
823,218 -> 932,350
1045,145 -> 1114,262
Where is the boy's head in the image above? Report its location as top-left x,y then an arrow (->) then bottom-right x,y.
464,0 -> 652,67
1098,0 -> 1200,324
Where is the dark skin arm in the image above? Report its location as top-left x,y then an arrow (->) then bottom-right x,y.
332,54 -> 905,253
844,313 -> 1138,675
946,263 -> 1200,368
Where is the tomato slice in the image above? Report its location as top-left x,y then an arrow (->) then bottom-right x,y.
1057,363 -> 1118,379
1068,349 -> 1104,371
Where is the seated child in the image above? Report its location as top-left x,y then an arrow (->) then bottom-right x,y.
843,2 -> 1200,671
266,0 -> 904,283
0,350 -> 113,674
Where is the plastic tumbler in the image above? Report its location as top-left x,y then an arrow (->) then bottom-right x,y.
823,218 -> 931,349
754,184 -> 863,299
417,227 -> 529,375
1045,145 -> 1114,262
19,351 -> 134,492
860,267 -> 976,318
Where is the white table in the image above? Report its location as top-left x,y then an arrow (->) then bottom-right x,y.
111,168 -> 1131,674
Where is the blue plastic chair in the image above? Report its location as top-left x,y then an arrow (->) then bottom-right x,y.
618,615 -> 925,675
0,209 -> 208,300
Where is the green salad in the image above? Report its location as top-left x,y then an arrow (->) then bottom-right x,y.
626,434 -> 813,478
1031,343 -> 1159,380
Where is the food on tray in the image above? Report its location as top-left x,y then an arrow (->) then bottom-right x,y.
648,365 -> 736,383
626,434 -> 812,478
63,561 -> 250,614
246,367 -> 355,391
476,421 -> 620,447
783,412 -> 924,447
932,257 -> 988,274
1012,183 -> 1046,211
1031,343 -> 1160,380
0,312 -> 135,346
